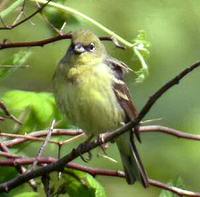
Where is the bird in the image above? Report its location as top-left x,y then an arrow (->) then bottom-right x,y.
53,29 -> 148,187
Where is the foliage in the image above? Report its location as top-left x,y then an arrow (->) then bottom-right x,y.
0,51 -> 31,80
50,169 -> 106,197
159,177 -> 185,197
1,0 -> 200,197
1,90 -> 64,133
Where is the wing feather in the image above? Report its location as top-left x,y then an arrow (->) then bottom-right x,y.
105,57 -> 138,121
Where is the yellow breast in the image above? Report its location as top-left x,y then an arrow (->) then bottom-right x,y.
55,63 -> 125,135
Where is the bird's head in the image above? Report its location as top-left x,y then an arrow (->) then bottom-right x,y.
68,30 -> 106,65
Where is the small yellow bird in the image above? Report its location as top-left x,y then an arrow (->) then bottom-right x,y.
53,30 -> 148,187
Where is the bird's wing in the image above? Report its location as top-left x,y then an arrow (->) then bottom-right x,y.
106,57 -> 148,187
105,56 -> 138,121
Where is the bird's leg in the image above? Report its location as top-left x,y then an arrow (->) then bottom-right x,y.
77,134 -> 94,162
97,133 -> 110,154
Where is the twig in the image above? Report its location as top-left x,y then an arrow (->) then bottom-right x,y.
0,34 -> 125,50
0,143 -> 37,191
0,157 -> 199,196
0,60 -> 199,193
148,179 -> 200,197
11,0 -> 26,26
0,151 -> 19,158
0,132 -> 59,145
0,101 -> 22,124
0,64 -> 29,68
140,125 -> 200,141
3,123 -> 200,149
0,33 -> 72,50
2,123 -> 200,151
136,61 -> 200,122
32,0 -> 135,48
99,36 -> 125,49
0,0 -> 24,19
31,120 -> 55,169
4,129 -> 83,148
0,0 -> 52,30
60,133 -> 85,146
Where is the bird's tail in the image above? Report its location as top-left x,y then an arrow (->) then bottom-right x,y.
116,132 -> 149,187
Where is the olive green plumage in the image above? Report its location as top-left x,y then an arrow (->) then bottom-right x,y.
53,30 -> 148,187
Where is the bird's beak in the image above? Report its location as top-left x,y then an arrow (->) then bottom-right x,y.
73,43 -> 85,54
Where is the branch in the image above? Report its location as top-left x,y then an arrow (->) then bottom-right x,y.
0,132 -> 59,146
0,157 -> 199,196
0,143 -> 37,191
32,0 -> 134,48
0,33 -> 72,50
137,61 -> 200,121
3,129 -> 83,148
0,0 -> 24,19
3,124 -> 200,149
0,61 -> 199,193
0,0 -> 52,30
140,125 -> 200,141
0,101 -> 22,124
0,34 -> 125,50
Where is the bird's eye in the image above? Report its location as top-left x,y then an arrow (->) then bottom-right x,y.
87,43 -> 95,51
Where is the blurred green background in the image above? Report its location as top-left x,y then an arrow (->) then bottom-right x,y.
1,0 -> 200,196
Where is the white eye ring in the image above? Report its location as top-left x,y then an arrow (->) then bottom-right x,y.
87,43 -> 95,51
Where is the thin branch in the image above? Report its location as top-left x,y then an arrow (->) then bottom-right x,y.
136,61 -> 200,122
0,34 -> 125,50
4,123 -> 200,149
0,0 -> 24,19
59,133 -> 85,146
148,179 -> 200,197
0,151 -> 19,158
140,125 -> 200,141
0,101 -> 22,124
0,157 -> 199,196
100,36 -> 125,49
31,120 -> 55,169
0,33 -> 72,50
3,129 -> 83,148
32,0 -> 134,48
0,132 -> 59,145
0,0 -> 52,30
0,143 -> 37,191
0,60 -> 199,193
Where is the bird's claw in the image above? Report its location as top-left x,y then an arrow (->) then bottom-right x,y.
77,143 -> 92,162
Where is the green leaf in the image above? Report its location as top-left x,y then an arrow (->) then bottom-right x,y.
13,192 -> 38,197
0,167 -> 17,183
51,169 -> 106,197
0,50 -> 31,80
132,30 -> 151,83
159,177 -> 185,197
1,90 -> 65,133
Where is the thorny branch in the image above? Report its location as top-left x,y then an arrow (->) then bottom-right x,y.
2,125 -> 200,149
0,61 -> 199,195
0,157 -> 199,196
0,2 -> 199,196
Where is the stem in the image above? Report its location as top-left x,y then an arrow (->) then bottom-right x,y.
32,0 -> 134,48
0,0 -> 24,19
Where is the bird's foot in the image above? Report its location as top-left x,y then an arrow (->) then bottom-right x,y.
76,134 -> 94,162
97,133 -> 110,154
77,142 -> 92,162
